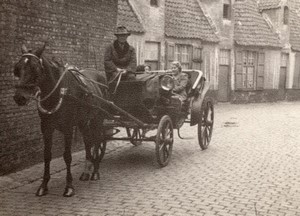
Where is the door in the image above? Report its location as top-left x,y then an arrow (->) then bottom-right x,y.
218,65 -> 230,102
279,53 -> 288,100
218,50 -> 230,102
278,67 -> 287,100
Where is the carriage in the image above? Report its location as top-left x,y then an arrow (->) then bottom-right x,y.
92,69 -> 214,167
13,44 -> 214,196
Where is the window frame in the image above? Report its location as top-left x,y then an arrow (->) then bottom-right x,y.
283,6 -> 289,25
223,0 -> 231,20
235,50 -> 265,91
174,44 -> 192,69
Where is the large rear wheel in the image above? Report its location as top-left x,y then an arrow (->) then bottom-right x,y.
155,115 -> 174,167
198,97 -> 214,150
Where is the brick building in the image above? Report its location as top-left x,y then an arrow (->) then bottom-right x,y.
0,0 -> 118,175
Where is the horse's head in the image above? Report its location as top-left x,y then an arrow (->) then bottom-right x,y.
13,44 -> 46,106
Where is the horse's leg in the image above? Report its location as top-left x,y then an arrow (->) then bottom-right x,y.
91,118 -> 106,181
36,127 -> 54,196
78,123 -> 93,181
63,131 -> 75,197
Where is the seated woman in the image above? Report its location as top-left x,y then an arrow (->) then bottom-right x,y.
170,61 -> 189,103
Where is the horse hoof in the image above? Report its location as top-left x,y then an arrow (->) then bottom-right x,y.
79,173 -> 90,181
36,187 -> 48,196
90,172 -> 100,181
63,187 -> 75,197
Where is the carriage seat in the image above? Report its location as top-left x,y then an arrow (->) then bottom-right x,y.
183,70 -> 204,97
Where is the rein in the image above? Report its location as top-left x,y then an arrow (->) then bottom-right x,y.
109,70 -> 125,94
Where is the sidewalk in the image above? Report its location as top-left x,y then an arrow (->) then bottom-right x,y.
0,140 -> 127,194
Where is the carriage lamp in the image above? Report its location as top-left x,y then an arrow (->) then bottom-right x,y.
160,75 -> 174,91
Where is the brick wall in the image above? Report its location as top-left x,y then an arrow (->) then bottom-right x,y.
0,0 -> 118,175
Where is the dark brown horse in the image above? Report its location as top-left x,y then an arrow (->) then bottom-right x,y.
13,43 -> 108,197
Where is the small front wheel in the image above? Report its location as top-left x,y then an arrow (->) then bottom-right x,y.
198,97 -> 214,150
126,128 -> 142,146
155,115 -> 174,167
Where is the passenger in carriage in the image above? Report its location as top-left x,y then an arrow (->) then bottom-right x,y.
136,64 -> 151,73
170,61 -> 189,103
104,25 -> 137,82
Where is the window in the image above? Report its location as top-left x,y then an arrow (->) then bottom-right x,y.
144,42 -> 160,70
220,49 -> 230,65
293,53 -> 300,89
235,50 -> 265,90
166,43 -> 193,69
281,53 -> 288,67
283,6 -> 289,25
150,0 -> 158,7
174,44 -> 192,69
223,0 -> 231,20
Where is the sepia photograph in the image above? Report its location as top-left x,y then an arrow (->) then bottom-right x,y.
0,0 -> 300,215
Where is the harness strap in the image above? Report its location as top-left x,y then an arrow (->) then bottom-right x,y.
38,67 -> 69,102
22,53 -> 43,68
72,69 -> 108,89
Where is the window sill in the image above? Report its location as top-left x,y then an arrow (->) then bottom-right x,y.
235,89 -> 264,92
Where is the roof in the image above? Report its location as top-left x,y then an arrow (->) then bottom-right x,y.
258,0 -> 282,11
234,0 -> 282,48
165,0 -> 219,42
289,9 -> 300,51
117,0 -> 144,34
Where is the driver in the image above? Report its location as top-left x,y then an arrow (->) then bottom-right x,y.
170,61 -> 189,103
104,25 -> 137,82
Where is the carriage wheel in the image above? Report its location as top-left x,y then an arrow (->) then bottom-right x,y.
126,128 -> 142,146
198,97 -> 214,150
155,115 -> 174,167
92,140 -> 106,163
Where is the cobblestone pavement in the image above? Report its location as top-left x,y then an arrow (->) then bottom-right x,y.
1,101 -> 300,216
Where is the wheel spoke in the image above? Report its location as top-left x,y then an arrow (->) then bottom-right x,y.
165,129 -> 172,138
165,138 -> 173,145
206,120 -> 213,126
159,142 -> 164,151
163,145 -> 169,161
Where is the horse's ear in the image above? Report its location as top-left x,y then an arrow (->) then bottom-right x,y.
21,44 -> 28,54
35,43 -> 47,58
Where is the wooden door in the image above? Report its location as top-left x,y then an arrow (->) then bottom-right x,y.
218,65 -> 230,102
278,67 -> 287,100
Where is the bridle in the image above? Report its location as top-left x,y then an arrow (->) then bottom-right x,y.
18,53 -> 68,114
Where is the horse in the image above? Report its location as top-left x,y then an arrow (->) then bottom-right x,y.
13,43 -> 108,197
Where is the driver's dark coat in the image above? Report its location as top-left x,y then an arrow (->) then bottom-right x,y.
104,40 -> 137,81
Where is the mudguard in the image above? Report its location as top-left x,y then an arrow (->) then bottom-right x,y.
190,81 -> 211,126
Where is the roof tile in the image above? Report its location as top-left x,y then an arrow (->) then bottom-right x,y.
165,0 -> 219,42
258,0 -> 281,11
290,9 -> 300,51
117,0 -> 144,34
234,0 -> 282,48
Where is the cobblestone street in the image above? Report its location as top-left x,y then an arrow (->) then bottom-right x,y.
1,102 -> 300,216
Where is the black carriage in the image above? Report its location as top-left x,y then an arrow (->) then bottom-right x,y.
95,70 -> 214,167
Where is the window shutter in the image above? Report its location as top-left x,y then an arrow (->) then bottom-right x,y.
165,41 -> 175,69
192,45 -> 202,70
235,51 -> 243,89
257,52 -> 265,89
